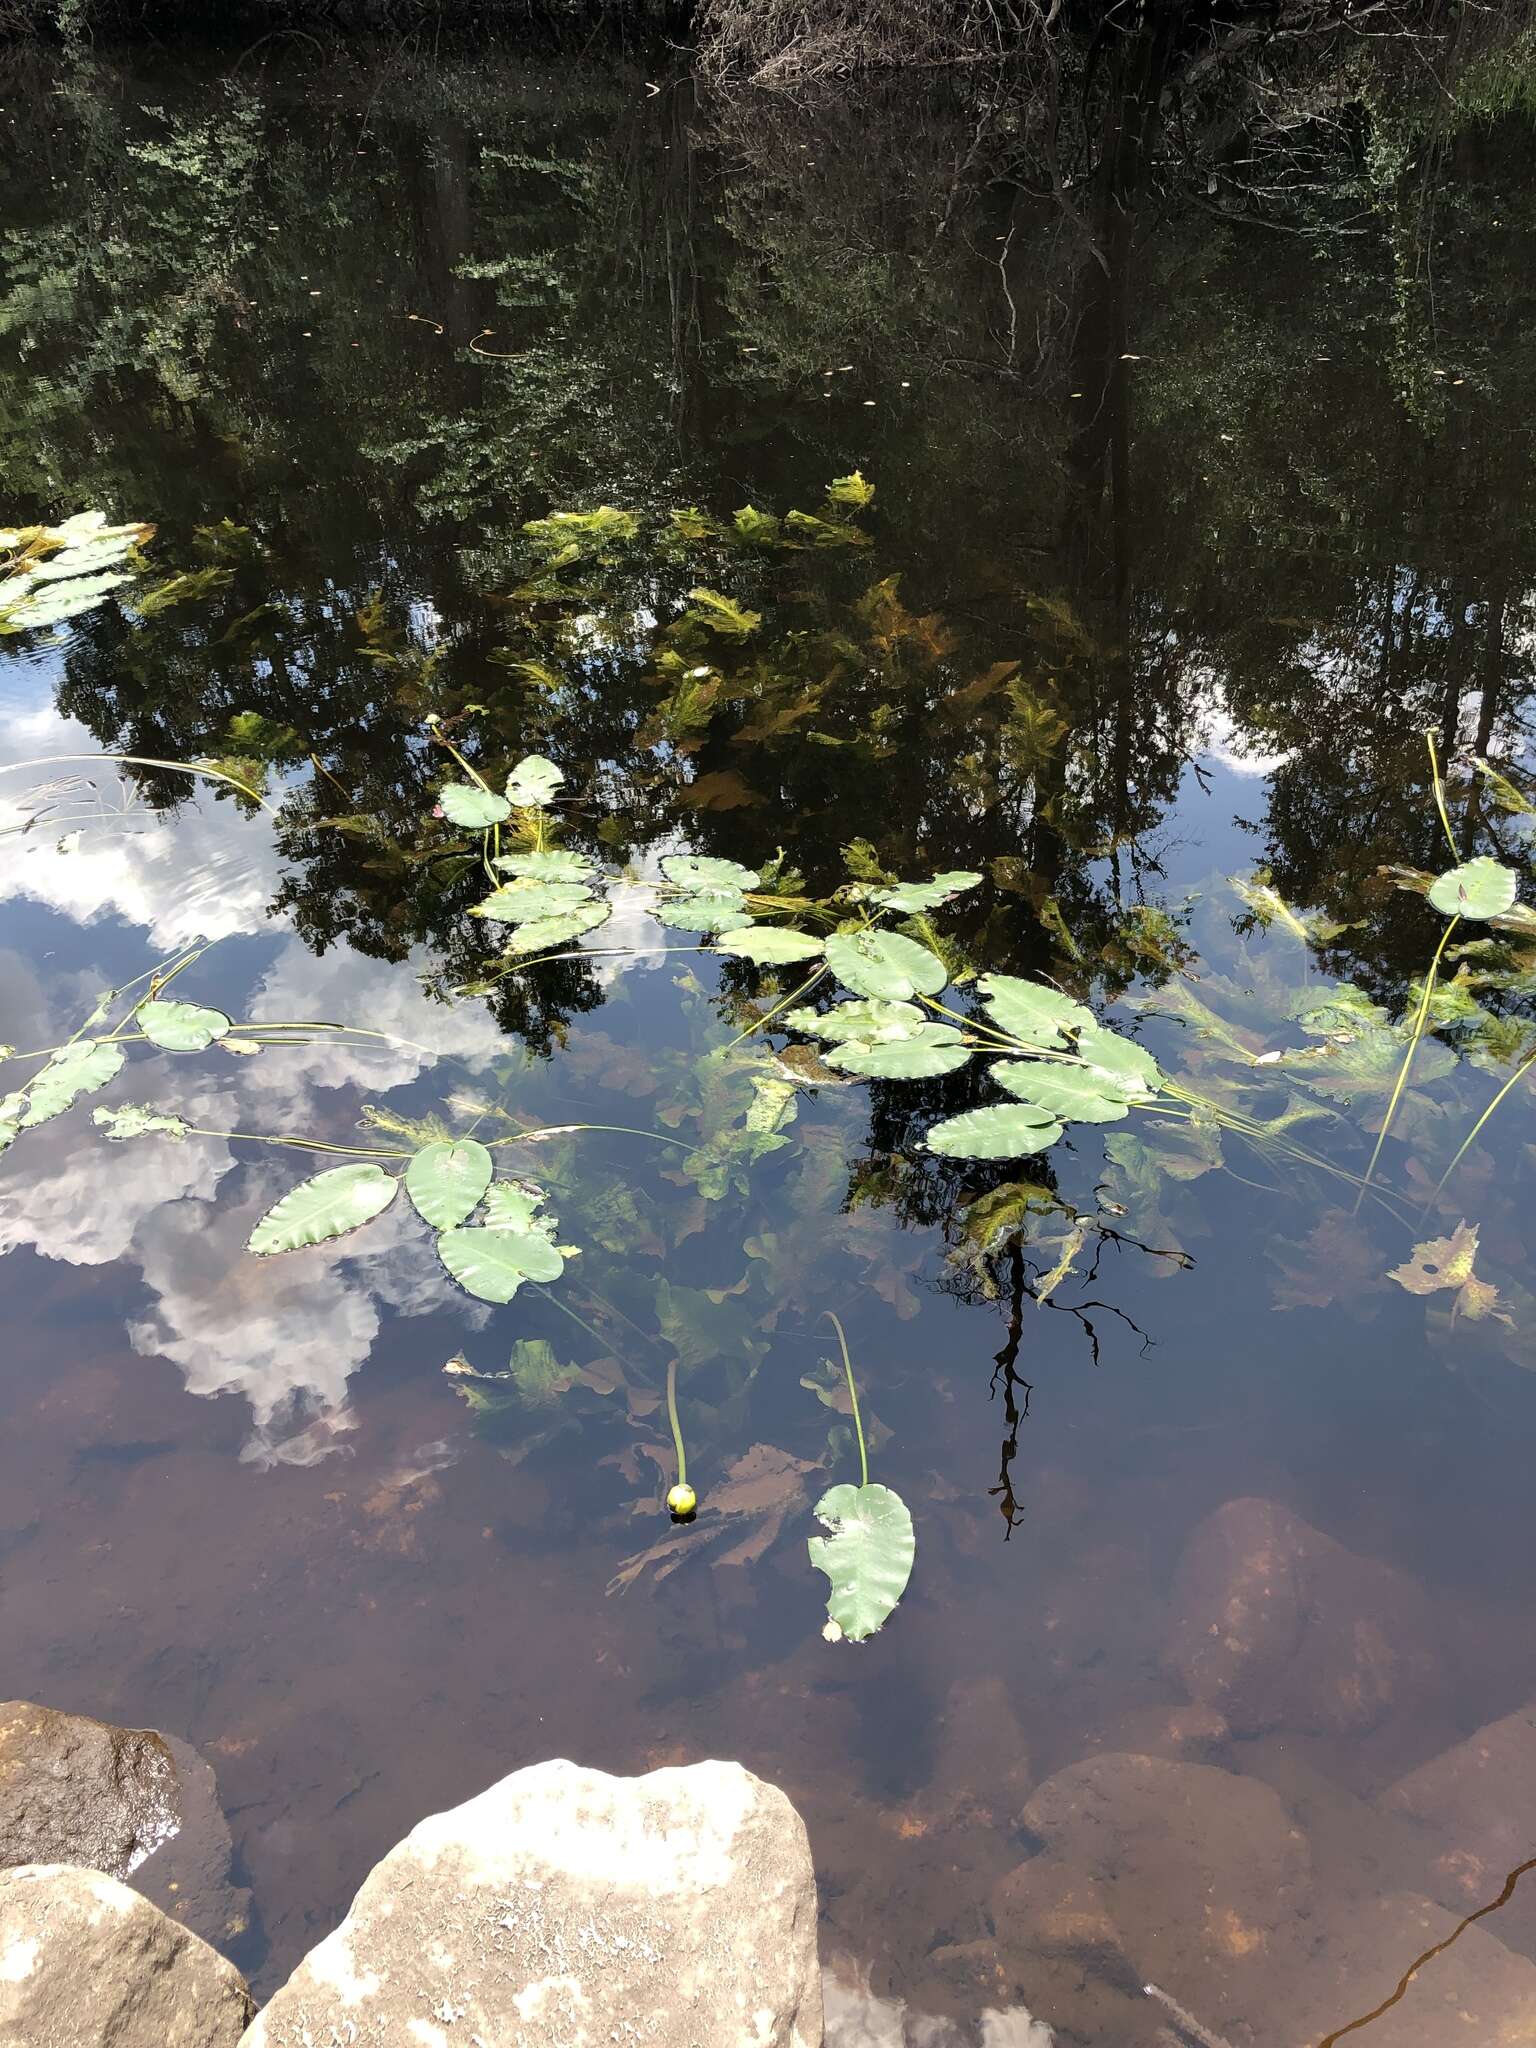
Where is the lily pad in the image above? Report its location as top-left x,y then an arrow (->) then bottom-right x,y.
505,755 -> 565,806
870,871 -> 984,913
808,1482 -> 915,1643
1075,1023 -> 1161,1095
1428,857 -> 1518,921
783,999 -> 926,1043
657,890 -> 749,932
926,1103 -> 1064,1158
716,928 -> 825,965
827,1028 -> 972,1080
437,1224 -> 566,1302
472,881 -> 595,925
92,1104 -> 191,1140
661,854 -> 761,892
17,1040 -> 125,1129
247,1162 -> 399,1255
137,999 -> 231,1052
405,1139 -> 494,1230
977,974 -> 1095,1047
825,930 -> 946,1002
439,782 -> 512,829
494,848 -> 594,880
502,904 -> 612,953
991,1060 -> 1138,1123
482,1181 -> 550,1231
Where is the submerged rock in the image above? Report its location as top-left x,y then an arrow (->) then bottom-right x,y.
1383,1705 -> 1536,1947
246,1757 -> 822,2046
0,1862 -> 253,2047
0,1699 -> 180,1878
1162,1497 -> 1441,1737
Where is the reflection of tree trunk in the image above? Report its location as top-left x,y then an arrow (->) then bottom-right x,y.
1464,582 -> 1508,841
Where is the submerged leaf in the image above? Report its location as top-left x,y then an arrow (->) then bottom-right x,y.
92,1104 -> 191,1141
926,1103 -> 1063,1158
716,927 -> 825,965
405,1139 -> 494,1230
808,1482 -> 914,1642
683,587 -> 761,638
137,999 -> 231,1052
1388,1221 -> 1480,1295
505,755 -> 565,806
439,782 -> 512,829
247,1162 -> 399,1256
1428,858 -> 1518,921
437,1224 -> 566,1302
17,1040 -> 125,1129
825,930 -> 946,1002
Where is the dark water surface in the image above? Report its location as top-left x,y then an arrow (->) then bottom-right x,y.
6,28 -> 1536,2045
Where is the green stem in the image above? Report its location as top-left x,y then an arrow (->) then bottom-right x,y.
428,725 -> 493,795
721,962 -> 827,1052
1355,912 -> 1461,1212
1422,1045 -> 1536,1218
1425,730 -> 1461,863
666,1356 -> 688,1488
0,753 -> 279,816
184,1128 -> 412,1158
823,1309 -> 868,1488
489,1121 -> 703,1155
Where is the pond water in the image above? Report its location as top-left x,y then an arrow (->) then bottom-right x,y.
5,27 -> 1536,2045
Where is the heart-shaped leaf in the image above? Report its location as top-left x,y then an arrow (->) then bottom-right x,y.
137,999 -> 232,1052
992,1060 -> 1137,1122
501,904 -> 612,954
439,782 -> 512,829
505,755 -> 565,806
715,927 -> 825,965
825,930 -> 946,1001
662,854 -> 761,891
247,1162 -> 399,1256
1428,857 -> 1518,921
17,1039 -> 125,1129
1076,1022 -> 1160,1094
870,871 -> 984,913
437,1224 -> 566,1302
494,848 -> 594,880
783,999 -> 926,1043
808,1482 -> 915,1642
926,1103 -> 1064,1158
472,881 -> 595,925
976,974 -> 1095,1047
406,1139 -> 494,1230
657,890 -> 749,932
827,1028 -> 972,1080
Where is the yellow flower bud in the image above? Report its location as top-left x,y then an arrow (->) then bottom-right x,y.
667,1483 -> 697,1517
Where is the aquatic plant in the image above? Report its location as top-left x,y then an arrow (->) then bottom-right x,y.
808,1313 -> 914,1643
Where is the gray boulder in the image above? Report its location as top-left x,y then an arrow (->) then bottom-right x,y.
0,1862 -> 253,2047
245,1757 -> 822,2047
0,1700 -> 179,1878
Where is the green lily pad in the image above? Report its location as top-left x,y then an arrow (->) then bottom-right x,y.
657,890 -> 749,932
405,1139 -> 494,1230
494,848 -> 595,880
870,871 -> 984,913
808,1482 -> 915,1642
482,1181 -> 550,1231
827,1027 -> 972,1080
715,928 -> 825,965
247,1162 -> 399,1255
1075,1022 -> 1161,1095
661,854 -> 761,891
505,755 -> 565,806
472,881 -> 595,925
17,1040 -> 125,1130
825,930 -> 946,1002
782,999 -> 927,1043
976,974 -> 1095,1047
92,1104 -> 191,1141
926,1103 -> 1064,1158
137,999 -> 232,1052
501,903 -> 612,953
439,782 -> 512,829
991,1060 -> 1137,1123
1428,857 -> 1518,921
437,1224 -> 566,1302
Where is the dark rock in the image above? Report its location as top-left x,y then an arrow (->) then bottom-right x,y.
0,1700 -> 179,1878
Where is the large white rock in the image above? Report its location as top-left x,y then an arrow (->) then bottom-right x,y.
0,1862 -> 253,2047
245,1757 -> 823,2047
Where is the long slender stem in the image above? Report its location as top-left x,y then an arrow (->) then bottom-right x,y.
1422,1044 -> 1536,1218
1355,912 -> 1461,1211
665,1356 -> 687,1489
491,1121 -> 702,1154
823,1310 -> 868,1488
1425,730 -> 1461,863
721,962 -> 827,1052
184,1127 -> 412,1158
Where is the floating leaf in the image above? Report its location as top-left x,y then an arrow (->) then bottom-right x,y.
505,755 -> 565,806
976,974 -> 1095,1047
1075,1023 -> 1161,1095
482,1181 -> 550,1231
247,1162 -> 399,1256
808,1482 -> 914,1642
991,1060 -> 1138,1122
92,1104 -> 190,1141
783,998 -> 925,1043
494,848 -> 594,880
473,881 -> 595,925
661,854 -> 761,891
870,871 -> 984,913
17,1040 -> 125,1129
502,904 -> 612,953
1428,858 -> 1518,921
137,999 -> 231,1052
657,891 -> 749,932
405,1139 -> 494,1230
1388,1220 -> 1510,1325
926,1103 -> 1063,1158
827,1026 -> 971,1079
825,930 -> 946,1001
437,1224 -> 566,1302
439,782 -> 512,829
716,928 -> 825,965
0,512 -> 152,634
